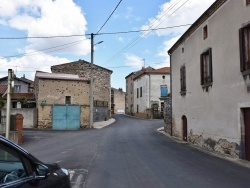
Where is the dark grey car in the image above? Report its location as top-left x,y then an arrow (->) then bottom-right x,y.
0,135 -> 71,188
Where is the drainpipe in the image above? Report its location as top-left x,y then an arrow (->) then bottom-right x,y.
148,74 -> 151,109
169,52 -> 173,136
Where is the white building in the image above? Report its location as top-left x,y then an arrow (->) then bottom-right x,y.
133,67 -> 170,118
168,0 -> 250,161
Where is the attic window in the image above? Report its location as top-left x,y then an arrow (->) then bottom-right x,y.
203,25 -> 208,40
182,47 -> 184,53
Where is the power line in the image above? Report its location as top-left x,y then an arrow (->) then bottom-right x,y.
1,38 -> 88,59
101,0 -> 189,66
0,24 -> 191,40
96,0 -> 123,34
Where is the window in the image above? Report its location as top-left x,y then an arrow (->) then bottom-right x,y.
203,25 -> 208,39
239,24 -> 250,74
14,85 -> 21,93
0,144 -> 27,184
247,0 -> 250,6
137,88 -> 139,98
180,66 -> 186,95
140,87 -> 142,97
65,96 -> 71,104
200,48 -> 213,86
182,47 -> 184,53
137,105 -> 139,113
160,85 -> 168,97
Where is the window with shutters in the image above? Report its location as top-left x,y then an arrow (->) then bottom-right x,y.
203,25 -> 208,40
180,66 -> 186,95
200,48 -> 213,87
239,24 -> 250,75
137,88 -> 139,98
160,85 -> 168,97
140,87 -> 142,97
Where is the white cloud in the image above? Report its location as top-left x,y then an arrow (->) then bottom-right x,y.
0,50 -> 71,80
124,53 -> 143,68
142,0 -> 216,37
142,0 -> 216,66
0,0 -> 90,56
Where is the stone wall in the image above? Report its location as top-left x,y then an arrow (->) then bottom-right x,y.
188,129 -> 240,158
36,79 -> 90,129
51,60 -> 112,121
112,88 -> 125,114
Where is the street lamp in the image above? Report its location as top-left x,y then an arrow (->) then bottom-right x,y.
90,33 -> 103,129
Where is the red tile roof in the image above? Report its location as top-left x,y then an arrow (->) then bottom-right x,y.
0,85 -> 7,95
2,93 -> 35,100
133,67 -> 170,80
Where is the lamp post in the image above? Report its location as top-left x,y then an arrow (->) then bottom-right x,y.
90,33 -> 103,129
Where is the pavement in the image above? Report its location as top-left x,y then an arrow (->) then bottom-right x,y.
93,118 -> 115,129
156,127 -> 250,169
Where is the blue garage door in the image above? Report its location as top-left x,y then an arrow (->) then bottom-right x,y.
52,105 -> 80,130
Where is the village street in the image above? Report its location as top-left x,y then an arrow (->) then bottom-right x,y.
21,114 -> 250,188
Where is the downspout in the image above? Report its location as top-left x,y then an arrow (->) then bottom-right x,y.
148,74 -> 151,109
169,52 -> 173,136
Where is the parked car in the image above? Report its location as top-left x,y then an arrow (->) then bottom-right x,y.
0,135 -> 71,188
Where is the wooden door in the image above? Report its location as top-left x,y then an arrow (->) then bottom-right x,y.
182,116 -> 187,141
244,108 -> 250,161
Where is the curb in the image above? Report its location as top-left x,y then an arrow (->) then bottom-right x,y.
156,127 -> 250,169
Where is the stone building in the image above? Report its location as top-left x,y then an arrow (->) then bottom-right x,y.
51,60 -> 113,122
125,72 -> 136,115
111,88 -> 125,114
35,71 -> 90,129
168,0 -> 250,160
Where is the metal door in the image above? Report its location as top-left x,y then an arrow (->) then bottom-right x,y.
244,108 -> 250,161
52,105 -> 80,130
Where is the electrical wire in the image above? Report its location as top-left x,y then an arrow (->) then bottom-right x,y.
101,0 -> 188,66
96,0 -> 123,34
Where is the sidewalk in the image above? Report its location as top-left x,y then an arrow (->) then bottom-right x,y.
93,118 -> 115,129
156,127 -> 250,169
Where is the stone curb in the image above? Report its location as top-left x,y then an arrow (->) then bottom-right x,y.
156,127 -> 250,169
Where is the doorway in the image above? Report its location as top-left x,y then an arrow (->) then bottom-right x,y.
182,116 -> 187,141
244,108 -> 250,161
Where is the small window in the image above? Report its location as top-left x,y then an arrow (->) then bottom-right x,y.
200,48 -> 213,87
180,66 -> 186,95
247,0 -> 250,6
137,88 -> 139,98
160,85 -> 168,97
239,24 -> 250,75
140,87 -> 142,97
14,85 -> 21,93
182,48 -> 184,53
203,25 -> 208,40
137,105 -> 139,113
65,96 -> 71,104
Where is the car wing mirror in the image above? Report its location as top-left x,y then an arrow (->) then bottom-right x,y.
34,164 -> 50,179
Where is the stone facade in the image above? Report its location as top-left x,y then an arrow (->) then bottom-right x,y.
125,72 -> 136,115
51,60 -> 112,121
35,72 -> 90,129
168,0 -> 250,159
111,88 -> 125,114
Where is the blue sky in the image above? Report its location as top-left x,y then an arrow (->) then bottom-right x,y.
0,0 -> 215,90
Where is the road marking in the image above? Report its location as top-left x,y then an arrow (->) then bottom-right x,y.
69,169 -> 88,188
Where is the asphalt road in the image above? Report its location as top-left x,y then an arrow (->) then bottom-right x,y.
21,114 -> 250,188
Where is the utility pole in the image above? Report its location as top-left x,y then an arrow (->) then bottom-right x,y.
89,34 -> 103,129
6,69 -> 13,139
90,33 -> 94,129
